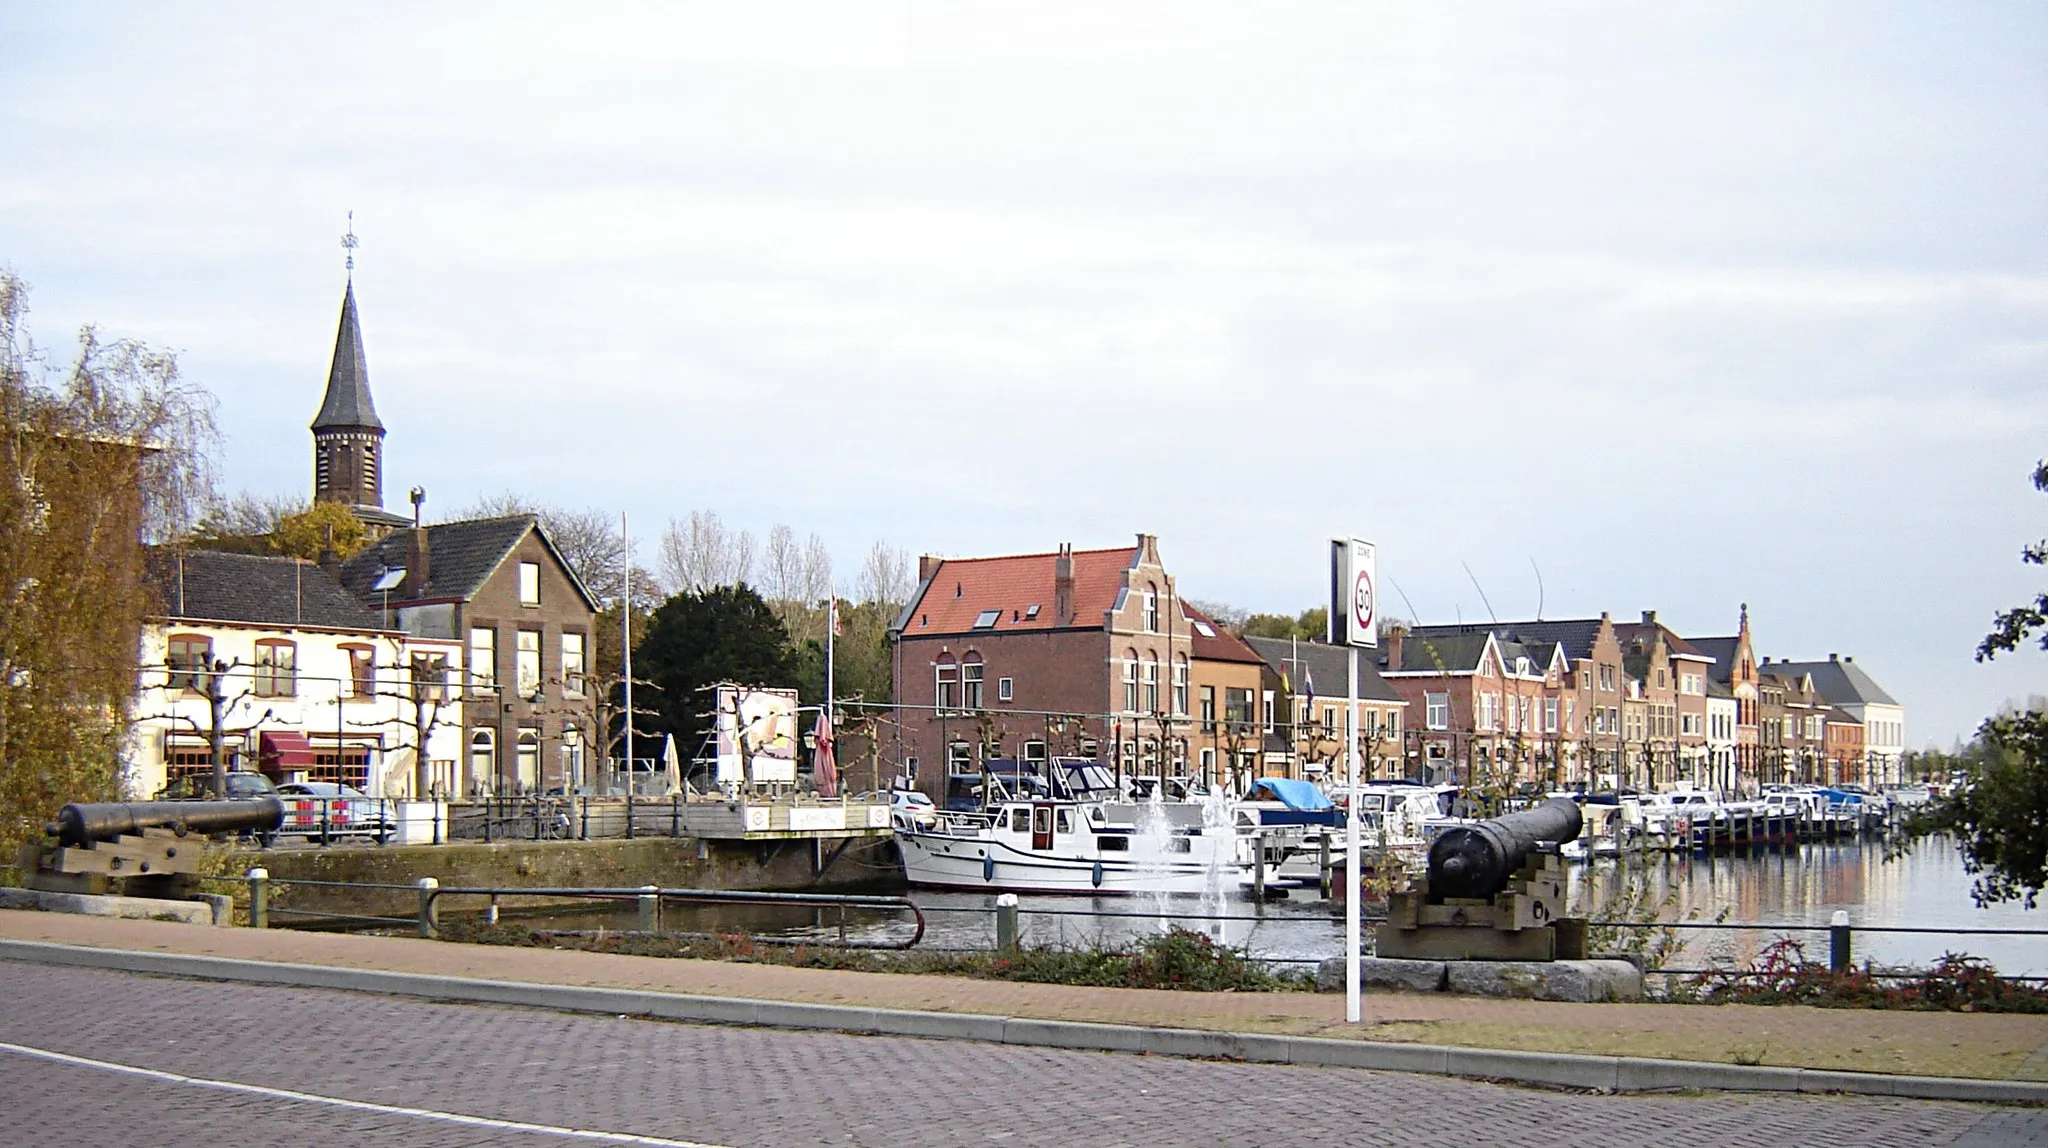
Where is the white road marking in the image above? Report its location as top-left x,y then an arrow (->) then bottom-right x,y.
0,1039 -> 731,1147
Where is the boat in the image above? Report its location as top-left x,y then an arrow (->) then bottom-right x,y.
1235,777 -> 1343,887
894,758 -> 1242,895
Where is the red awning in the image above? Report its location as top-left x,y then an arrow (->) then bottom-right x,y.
259,730 -> 316,770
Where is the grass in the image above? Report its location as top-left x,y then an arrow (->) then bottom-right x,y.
438,920 -> 1316,993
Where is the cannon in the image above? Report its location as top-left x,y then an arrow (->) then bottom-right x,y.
47,798 -> 283,848
17,797 -> 283,899
1426,798 -> 1583,901
1375,797 -> 1588,962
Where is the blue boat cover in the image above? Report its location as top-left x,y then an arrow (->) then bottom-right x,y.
1244,777 -> 1335,811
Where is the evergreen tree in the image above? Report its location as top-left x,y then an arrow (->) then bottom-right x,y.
633,583 -> 798,761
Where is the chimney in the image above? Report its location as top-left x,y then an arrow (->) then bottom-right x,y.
1053,543 -> 1075,626
1135,532 -> 1157,564
1386,624 -> 1407,671
407,524 -> 430,596
1829,652 -> 1839,662
918,554 -> 941,583
318,523 -> 339,574
1641,609 -> 1657,627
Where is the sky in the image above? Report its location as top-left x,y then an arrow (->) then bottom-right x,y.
2,3 -> 2044,747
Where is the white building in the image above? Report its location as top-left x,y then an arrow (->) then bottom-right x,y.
1704,684 -> 1740,795
126,549 -> 463,799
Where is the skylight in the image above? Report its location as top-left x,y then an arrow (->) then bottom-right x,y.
973,609 -> 1001,629
370,568 -> 406,592
1193,621 -> 1216,638
1025,604 -> 1041,620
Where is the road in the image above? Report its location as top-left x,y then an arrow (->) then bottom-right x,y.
0,964 -> 2039,1148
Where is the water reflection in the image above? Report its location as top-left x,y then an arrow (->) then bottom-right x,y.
489,838 -> 2044,977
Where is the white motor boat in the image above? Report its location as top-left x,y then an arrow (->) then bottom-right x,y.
894,760 -> 1241,895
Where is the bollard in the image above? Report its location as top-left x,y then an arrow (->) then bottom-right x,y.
247,867 -> 270,929
1830,909 -> 1852,972
995,893 -> 1020,955
638,885 -> 662,932
485,894 -> 500,925
417,877 -> 440,939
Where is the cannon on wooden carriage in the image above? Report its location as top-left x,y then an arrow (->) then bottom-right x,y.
1374,797 -> 1590,962
15,797 -> 284,897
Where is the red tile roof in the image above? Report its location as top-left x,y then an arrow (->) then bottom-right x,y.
904,545 -> 1137,635
1184,603 -> 1264,664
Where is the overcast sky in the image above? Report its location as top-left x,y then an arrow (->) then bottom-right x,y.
4,3 -> 2044,746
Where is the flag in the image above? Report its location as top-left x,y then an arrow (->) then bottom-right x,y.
812,710 -> 838,798
1303,662 -> 1316,706
829,596 -> 842,637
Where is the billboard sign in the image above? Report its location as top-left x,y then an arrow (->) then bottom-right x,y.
714,685 -> 800,783
1328,538 -> 1378,648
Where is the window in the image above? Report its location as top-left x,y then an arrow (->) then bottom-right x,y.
410,653 -> 449,703
515,728 -> 541,791
1565,698 -> 1575,733
962,657 -> 984,710
1478,692 -> 1499,732
1262,690 -> 1275,732
1123,652 -> 1139,713
1172,657 -> 1188,716
254,640 -> 297,697
1143,584 -> 1159,632
1200,686 -> 1216,732
343,644 -> 375,698
947,741 -> 972,770
518,562 -> 541,606
997,676 -> 1014,702
468,729 -> 496,794
561,633 -> 586,697
973,609 -> 1000,629
1144,656 -> 1159,713
515,630 -> 542,698
1544,697 -> 1559,734
1022,739 -> 1047,765
1225,687 -> 1253,729
935,657 -> 958,712
166,635 -> 212,693
1425,692 -> 1449,731
469,626 -> 497,691
1599,664 -> 1616,690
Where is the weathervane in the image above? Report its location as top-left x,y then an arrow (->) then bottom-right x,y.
341,211 -> 358,280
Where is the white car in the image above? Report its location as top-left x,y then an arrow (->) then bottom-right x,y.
853,788 -> 938,829
275,781 -> 395,839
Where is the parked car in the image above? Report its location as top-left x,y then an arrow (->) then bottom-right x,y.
275,781 -> 395,839
850,788 -> 939,829
154,770 -> 282,845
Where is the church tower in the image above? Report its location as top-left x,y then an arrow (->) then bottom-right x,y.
311,270 -> 386,512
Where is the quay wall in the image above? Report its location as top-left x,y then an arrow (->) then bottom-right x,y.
236,837 -> 905,923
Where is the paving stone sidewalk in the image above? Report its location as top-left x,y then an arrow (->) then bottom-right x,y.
4,908 -> 2045,1083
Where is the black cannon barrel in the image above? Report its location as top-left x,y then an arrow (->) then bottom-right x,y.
1425,797 -> 1583,901
47,798 -> 284,847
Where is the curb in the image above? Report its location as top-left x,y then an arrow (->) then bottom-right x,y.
4,938 -> 2043,1104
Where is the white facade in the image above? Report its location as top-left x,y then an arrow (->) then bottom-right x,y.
127,620 -> 464,800
1839,701 -> 1906,786
1704,694 -> 1739,795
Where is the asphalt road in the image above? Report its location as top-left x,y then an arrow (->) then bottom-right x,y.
0,964 -> 2040,1148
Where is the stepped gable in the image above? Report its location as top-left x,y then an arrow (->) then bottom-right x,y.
146,548 -> 385,631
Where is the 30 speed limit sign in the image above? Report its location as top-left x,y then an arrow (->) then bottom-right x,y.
1329,538 -> 1378,648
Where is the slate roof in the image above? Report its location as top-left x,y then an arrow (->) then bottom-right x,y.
338,515 -> 599,611
901,544 -> 1137,636
1689,636 -> 1741,685
1381,631 -> 1491,674
146,549 -> 386,631
1242,636 -> 1404,703
1409,618 -> 1606,663
311,282 -> 383,431
1760,658 -> 1899,707
1613,620 -> 1708,659
1184,604 -> 1264,665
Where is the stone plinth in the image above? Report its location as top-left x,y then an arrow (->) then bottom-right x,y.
1318,956 -> 1642,1002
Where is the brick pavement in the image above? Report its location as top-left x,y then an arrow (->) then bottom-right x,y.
1,963 -> 2037,1148
4,910 -> 2045,1083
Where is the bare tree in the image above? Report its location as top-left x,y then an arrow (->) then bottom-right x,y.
856,540 -> 913,608
659,510 -> 756,594
192,491 -> 301,540
761,524 -> 801,603
455,493 -> 637,606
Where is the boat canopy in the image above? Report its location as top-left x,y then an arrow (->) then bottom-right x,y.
1243,777 -> 1334,811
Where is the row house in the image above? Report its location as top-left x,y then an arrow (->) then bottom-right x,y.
1242,636 -> 1407,784
889,534 -> 1193,804
1690,605 -> 1764,794
341,515 -> 600,797
1825,710 -> 1867,785
1761,660 -> 1834,785
129,549 -> 463,798
1754,653 -> 1906,786
1186,606 -> 1272,790
1377,626 -> 1569,789
1614,612 -> 1716,789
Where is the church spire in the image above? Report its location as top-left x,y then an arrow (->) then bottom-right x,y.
312,218 -> 387,511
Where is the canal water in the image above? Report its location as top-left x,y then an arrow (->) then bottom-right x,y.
506,837 -> 2046,978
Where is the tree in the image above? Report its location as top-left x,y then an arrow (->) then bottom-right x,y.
658,510 -> 756,594
190,490 -> 300,544
633,584 -> 798,763
456,492 -> 645,608
1904,458 -> 2048,908
270,501 -> 373,560
0,270 -> 217,849
1979,459 -> 2048,661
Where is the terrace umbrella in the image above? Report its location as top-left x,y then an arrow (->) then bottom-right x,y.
812,710 -> 838,798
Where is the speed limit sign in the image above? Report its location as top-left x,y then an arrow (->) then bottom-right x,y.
1329,538 -> 1378,648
